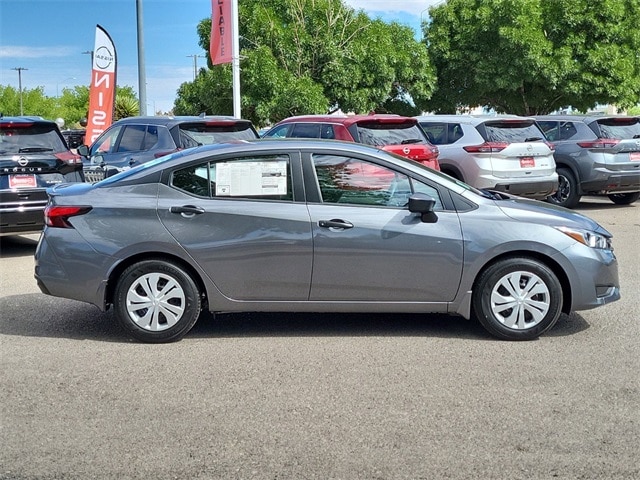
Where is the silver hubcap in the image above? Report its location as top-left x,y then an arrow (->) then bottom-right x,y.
126,273 -> 185,331
490,271 -> 550,330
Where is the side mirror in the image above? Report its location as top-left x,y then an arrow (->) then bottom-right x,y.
76,144 -> 90,157
408,193 -> 438,223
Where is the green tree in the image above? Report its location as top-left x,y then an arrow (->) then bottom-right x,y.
0,85 -> 57,118
174,0 -> 435,124
423,0 -> 640,115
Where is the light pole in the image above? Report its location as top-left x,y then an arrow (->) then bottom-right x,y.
12,67 -> 28,115
56,77 -> 77,97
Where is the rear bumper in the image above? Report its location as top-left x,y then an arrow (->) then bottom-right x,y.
491,180 -> 558,199
0,190 -> 48,236
581,172 -> 640,195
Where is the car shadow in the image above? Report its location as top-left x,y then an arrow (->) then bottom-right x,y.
0,234 -> 39,258
574,197 -> 637,211
0,293 -> 589,343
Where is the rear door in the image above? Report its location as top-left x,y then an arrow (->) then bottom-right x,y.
157,151 -> 313,301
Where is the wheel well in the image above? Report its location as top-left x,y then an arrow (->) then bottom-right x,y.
473,251 -> 572,315
104,252 -> 208,310
440,166 -> 463,181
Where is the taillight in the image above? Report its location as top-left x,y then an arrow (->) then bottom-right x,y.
577,139 -> 620,149
463,142 -> 509,153
44,205 -> 92,228
153,149 -> 179,158
54,151 -> 83,164
546,141 -> 555,151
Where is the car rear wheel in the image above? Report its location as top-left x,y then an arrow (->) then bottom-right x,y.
547,167 -> 580,208
607,192 -> 640,205
472,258 -> 563,341
114,259 -> 201,343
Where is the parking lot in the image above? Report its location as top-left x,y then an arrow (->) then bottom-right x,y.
1,197 -> 638,479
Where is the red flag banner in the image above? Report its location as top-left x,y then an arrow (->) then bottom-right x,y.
86,25 -> 117,145
210,0 -> 232,65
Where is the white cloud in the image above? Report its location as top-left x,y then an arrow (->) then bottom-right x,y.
343,0 -> 443,16
0,45 -> 76,58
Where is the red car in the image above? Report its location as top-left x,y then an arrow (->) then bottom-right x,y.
263,114 -> 440,170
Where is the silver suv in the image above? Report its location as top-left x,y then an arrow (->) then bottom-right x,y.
415,115 -> 557,199
535,115 -> 640,208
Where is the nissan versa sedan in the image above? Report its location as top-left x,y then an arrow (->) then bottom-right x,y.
35,140 -> 620,343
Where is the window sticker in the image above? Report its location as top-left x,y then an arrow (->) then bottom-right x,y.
216,160 -> 287,196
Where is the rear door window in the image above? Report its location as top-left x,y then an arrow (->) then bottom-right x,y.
172,154 -> 293,201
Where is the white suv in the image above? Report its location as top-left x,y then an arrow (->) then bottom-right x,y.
416,115 -> 558,199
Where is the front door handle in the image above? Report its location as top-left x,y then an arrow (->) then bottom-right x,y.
170,205 -> 205,215
318,219 -> 354,229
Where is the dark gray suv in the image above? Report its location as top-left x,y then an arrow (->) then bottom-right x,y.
536,115 -> 640,208
78,115 -> 259,182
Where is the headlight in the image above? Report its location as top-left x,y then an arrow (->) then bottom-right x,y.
556,226 -> 612,250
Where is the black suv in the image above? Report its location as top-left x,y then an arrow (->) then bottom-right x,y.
78,115 -> 260,182
1,116 -> 84,236
535,115 -> 640,207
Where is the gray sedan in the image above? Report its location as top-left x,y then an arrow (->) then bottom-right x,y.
35,140 -> 620,343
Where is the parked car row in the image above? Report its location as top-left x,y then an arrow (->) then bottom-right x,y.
2,112 -> 638,236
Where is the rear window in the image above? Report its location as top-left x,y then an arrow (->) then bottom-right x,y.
482,121 -> 544,143
354,122 -> 428,147
179,122 -> 258,146
0,123 -> 68,154
595,118 -> 640,139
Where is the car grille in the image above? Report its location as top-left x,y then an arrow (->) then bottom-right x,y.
84,167 -> 106,183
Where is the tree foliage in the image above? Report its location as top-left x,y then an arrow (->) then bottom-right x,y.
423,0 -> 640,115
173,0 -> 436,125
0,84 -> 140,126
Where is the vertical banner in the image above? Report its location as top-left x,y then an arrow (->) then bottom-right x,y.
210,0 -> 232,65
86,25 -> 117,145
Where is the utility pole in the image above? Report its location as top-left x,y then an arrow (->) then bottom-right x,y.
186,54 -> 205,80
12,67 -> 28,115
136,0 -> 147,116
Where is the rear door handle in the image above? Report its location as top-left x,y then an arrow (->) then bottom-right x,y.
170,205 -> 205,215
318,219 -> 354,229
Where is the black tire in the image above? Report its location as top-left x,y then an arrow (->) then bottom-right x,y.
607,192 -> 640,205
547,167 -> 580,209
472,258 -> 563,341
114,259 -> 201,343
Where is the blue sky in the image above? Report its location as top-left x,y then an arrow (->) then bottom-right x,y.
0,0 -> 439,114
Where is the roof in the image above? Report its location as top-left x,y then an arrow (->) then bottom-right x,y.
414,114 -> 535,125
112,115 -> 253,127
274,114 -> 419,127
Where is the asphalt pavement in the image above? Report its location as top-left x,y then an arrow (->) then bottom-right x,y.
1,197 -> 638,479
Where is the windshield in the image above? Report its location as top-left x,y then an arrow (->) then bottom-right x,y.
0,124 -> 68,154
355,122 -> 428,147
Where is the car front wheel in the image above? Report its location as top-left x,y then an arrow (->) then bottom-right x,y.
114,259 -> 202,343
472,258 -> 563,340
607,192 -> 640,205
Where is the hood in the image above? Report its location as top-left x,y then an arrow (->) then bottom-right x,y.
496,197 -> 610,236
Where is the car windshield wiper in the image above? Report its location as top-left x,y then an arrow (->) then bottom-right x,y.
400,138 -> 423,144
524,137 -> 543,142
18,147 -> 54,153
